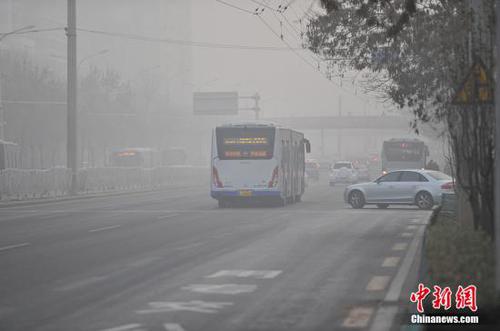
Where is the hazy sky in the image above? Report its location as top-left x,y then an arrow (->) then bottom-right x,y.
191,0 -> 392,118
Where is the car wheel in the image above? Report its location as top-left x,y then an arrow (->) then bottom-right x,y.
349,190 -> 365,209
376,204 -> 389,209
415,191 -> 433,210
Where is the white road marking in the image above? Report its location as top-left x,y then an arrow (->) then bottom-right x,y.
164,324 -> 186,331
366,276 -> 390,291
0,242 -> 30,252
182,284 -> 257,295
89,225 -> 121,233
392,242 -> 408,251
175,242 -> 205,251
206,270 -> 282,279
342,307 -> 374,328
157,213 -> 180,220
55,275 -> 108,292
370,219 -> 428,331
127,256 -> 161,268
401,232 -> 413,238
136,300 -> 233,314
100,324 -> 145,331
381,257 -> 400,268
406,225 -> 418,230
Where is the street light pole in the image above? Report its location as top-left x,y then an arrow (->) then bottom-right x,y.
494,0 -> 500,300
67,0 -> 78,194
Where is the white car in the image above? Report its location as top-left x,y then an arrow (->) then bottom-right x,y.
329,161 -> 358,186
344,169 -> 454,209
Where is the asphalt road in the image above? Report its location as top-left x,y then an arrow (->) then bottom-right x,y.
0,180 -> 430,331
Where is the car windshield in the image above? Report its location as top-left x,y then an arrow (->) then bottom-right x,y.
333,162 -> 351,169
425,171 -> 452,181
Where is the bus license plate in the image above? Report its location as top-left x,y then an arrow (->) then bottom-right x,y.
239,190 -> 252,197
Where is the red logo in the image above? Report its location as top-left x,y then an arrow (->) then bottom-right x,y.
410,283 -> 478,313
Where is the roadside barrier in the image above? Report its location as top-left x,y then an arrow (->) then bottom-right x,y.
0,166 -> 208,200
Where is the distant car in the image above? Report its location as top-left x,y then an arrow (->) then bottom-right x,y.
329,161 -> 358,186
355,164 -> 370,181
344,169 -> 454,210
305,160 -> 320,181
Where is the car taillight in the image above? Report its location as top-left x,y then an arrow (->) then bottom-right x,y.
212,166 -> 223,188
441,182 -> 454,190
268,166 -> 279,188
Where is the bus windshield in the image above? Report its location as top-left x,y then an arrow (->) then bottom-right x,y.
383,142 -> 424,162
216,127 -> 275,160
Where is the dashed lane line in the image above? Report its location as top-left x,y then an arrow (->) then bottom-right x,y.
206,270 -> 282,279
366,276 -> 391,291
382,257 -> 400,268
157,213 -> 180,220
164,324 -> 186,331
369,219 -> 428,331
401,232 -> 413,238
182,284 -> 257,295
100,324 -> 144,331
89,225 -> 121,233
392,242 -> 408,251
342,307 -> 374,328
0,242 -> 30,253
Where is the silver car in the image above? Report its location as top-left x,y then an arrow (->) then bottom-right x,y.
344,169 -> 454,209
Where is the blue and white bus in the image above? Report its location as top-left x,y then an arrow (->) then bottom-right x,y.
211,123 -> 310,207
381,138 -> 429,174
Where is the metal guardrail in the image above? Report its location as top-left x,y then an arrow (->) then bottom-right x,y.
0,166 -> 208,200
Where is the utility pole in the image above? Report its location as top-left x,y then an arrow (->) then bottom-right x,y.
67,0 -> 78,194
494,0 -> 500,301
0,75 -> 4,140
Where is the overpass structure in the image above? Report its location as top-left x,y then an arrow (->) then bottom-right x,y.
262,115 -> 427,160
262,115 -> 411,131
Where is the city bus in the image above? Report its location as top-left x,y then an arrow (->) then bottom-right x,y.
381,138 -> 429,174
109,148 -> 159,168
211,123 -> 311,207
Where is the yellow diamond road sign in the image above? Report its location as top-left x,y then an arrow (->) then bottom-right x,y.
452,60 -> 493,105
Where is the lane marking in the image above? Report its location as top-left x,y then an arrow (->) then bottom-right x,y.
101,324 -> 144,331
401,232 -> 413,238
127,256 -> 161,268
89,225 -> 121,233
342,307 -> 374,328
370,220 -> 428,331
366,276 -> 390,291
392,242 -> 408,251
0,242 -> 30,252
136,300 -> 233,314
39,214 -> 61,220
157,213 -> 180,220
182,284 -> 257,295
382,257 -> 400,268
164,324 -> 186,331
55,275 -> 108,292
206,270 -> 282,279
175,242 -> 205,251
406,225 -> 418,230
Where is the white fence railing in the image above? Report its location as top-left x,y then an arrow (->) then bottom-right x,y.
0,166 -> 208,200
